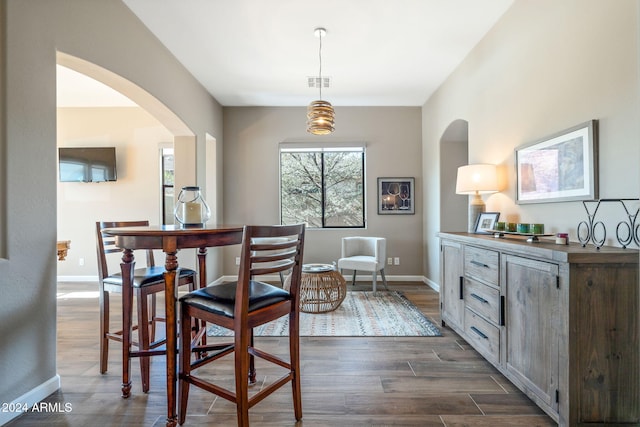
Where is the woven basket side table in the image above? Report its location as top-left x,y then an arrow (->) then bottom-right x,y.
284,263 -> 347,313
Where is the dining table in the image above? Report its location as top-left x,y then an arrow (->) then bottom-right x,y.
102,223 -> 244,427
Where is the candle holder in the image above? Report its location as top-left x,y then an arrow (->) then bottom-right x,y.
174,186 -> 211,227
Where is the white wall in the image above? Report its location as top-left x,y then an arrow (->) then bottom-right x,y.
0,0 -> 223,418
422,0 -> 640,281
222,106 -> 424,280
56,107 -> 179,278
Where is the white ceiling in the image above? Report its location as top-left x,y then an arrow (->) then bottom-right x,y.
58,0 -> 514,107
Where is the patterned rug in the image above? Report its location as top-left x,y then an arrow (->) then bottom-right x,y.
207,290 -> 442,337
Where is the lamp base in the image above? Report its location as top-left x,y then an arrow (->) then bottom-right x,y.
468,193 -> 485,233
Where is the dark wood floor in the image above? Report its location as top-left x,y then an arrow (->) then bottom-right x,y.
8,281 -> 556,426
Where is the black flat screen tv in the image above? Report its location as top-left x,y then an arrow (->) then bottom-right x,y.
58,147 -> 117,182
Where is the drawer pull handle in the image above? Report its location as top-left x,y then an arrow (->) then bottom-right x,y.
470,260 -> 490,269
470,326 -> 488,339
470,293 -> 489,304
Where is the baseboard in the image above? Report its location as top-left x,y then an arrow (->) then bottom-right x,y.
58,275 -> 441,293
380,274 -> 425,282
57,275 -> 97,282
422,276 -> 440,292
217,275 -> 283,284
219,274 -> 433,285
0,375 -> 61,426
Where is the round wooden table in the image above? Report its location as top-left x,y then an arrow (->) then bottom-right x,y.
102,224 -> 244,427
284,263 -> 347,313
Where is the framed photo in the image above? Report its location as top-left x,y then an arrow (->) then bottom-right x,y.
378,177 -> 415,215
474,212 -> 500,234
516,120 -> 598,204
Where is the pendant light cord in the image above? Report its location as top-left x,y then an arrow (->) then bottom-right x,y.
318,31 -> 323,100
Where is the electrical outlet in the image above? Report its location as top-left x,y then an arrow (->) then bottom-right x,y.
79,257 -> 85,266
387,257 -> 393,265
235,257 -> 240,265
394,257 -> 400,265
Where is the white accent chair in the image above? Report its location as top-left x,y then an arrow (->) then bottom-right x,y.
337,236 -> 388,292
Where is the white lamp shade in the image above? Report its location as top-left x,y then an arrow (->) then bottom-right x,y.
456,164 -> 499,195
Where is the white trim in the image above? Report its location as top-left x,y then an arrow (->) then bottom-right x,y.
58,275 -> 441,293
279,140 -> 366,150
340,274 -> 425,283
58,274 -> 440,292
211,276 -> 229,285
0,375 -> 61,426
218,274 -> 434,285
56,276 -> 98,282
422,276 -> 440,292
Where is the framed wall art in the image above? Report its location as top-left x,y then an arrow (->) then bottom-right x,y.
516,120 -> 598,204
378,177 -> 414,215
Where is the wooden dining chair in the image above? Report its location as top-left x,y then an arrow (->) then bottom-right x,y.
96,220 -> 197,393
177,223 -> 306,426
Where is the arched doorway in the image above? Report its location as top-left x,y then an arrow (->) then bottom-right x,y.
56,52 -> 200,278
439,119 -> 469,232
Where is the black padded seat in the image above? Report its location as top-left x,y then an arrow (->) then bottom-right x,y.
180,281 -> 291,318
103,266 -> 196,288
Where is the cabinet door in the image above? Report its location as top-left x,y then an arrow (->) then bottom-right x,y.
440,240 -> 464,330
574,264 -> 640,423
504,255 -> 560,412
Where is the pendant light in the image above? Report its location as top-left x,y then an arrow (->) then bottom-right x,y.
307,27 -> 335,135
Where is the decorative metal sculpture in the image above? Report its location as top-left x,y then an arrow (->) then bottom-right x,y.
577,198 -> 639,249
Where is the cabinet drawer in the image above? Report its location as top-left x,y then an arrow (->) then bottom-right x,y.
464,245 -> 499,285
464,308 -> 500,365
464,278 -> 501,325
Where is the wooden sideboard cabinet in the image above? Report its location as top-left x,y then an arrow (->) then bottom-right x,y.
438,232 -> 639,426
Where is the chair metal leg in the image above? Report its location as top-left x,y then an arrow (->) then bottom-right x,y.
372,272 -> 377,293
380,269 -> 389,290
351,270 -> 356,286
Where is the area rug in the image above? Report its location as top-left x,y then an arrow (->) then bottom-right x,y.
207,291 -> 441,337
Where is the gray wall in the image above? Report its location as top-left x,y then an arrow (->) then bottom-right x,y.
0,0 -> 222,417
422,0 -> 640,281
222,107 -> 425,280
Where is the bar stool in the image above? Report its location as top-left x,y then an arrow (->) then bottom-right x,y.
96,220 -> 197,393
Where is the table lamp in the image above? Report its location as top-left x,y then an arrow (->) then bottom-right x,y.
456,164 -> 498,232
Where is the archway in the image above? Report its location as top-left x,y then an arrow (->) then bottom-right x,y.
56,52 -> 200,279
439,119 -> 469,232
57,52 -> 193,137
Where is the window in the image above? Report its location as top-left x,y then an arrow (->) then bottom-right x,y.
161,148 -> 175,225
280,145 -> 365,228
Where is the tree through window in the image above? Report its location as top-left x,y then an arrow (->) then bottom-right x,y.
280,146 -> 365,228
